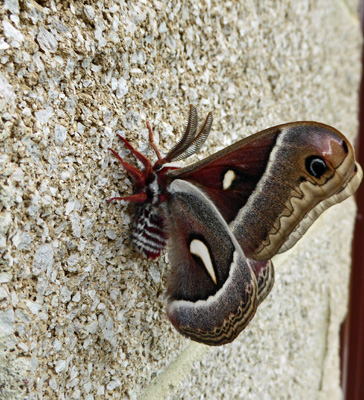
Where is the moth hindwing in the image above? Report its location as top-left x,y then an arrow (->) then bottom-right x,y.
109,105 -> 362,345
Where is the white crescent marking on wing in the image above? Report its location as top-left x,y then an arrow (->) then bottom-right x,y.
190,239 -> 217,285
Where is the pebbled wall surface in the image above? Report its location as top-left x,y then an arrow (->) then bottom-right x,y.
0,0 -> 361,399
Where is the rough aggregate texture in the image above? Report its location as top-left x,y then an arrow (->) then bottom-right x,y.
0,0 -> 361,399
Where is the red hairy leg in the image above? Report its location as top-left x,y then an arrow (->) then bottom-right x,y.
108,148 -> 146,188
107,193 -> 147,204
116,134 -> 152,176
108,122 -> 164,204
146,121 -> 163,161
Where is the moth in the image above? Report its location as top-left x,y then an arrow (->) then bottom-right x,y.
109,105 -> 362,345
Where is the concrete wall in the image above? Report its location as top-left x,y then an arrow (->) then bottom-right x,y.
0,0 -> 361,399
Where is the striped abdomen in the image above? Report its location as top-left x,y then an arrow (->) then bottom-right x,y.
131,203 -> 168,259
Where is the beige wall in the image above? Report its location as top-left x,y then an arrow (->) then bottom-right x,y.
0,0 -> 361,399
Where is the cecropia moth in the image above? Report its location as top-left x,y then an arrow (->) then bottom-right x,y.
108,105 -> 362,345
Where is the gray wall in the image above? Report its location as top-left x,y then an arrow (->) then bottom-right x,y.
0,0 -> 361,399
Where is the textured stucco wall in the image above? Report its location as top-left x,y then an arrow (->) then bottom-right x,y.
0,0 -> 361,399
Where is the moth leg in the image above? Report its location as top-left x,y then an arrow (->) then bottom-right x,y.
116,134 -> 152,176
107,193 -> 147,204
108,148 -> 146,187
146,122 -> 163,161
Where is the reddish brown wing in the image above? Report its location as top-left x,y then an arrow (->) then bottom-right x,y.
167,128 -> 279,224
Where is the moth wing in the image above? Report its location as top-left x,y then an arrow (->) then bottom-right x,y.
168,127 -> 278,225
166,179 -> 258,345
230,123 -> 362,260
168,123 -> 362,260
250,259 -> 275,306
